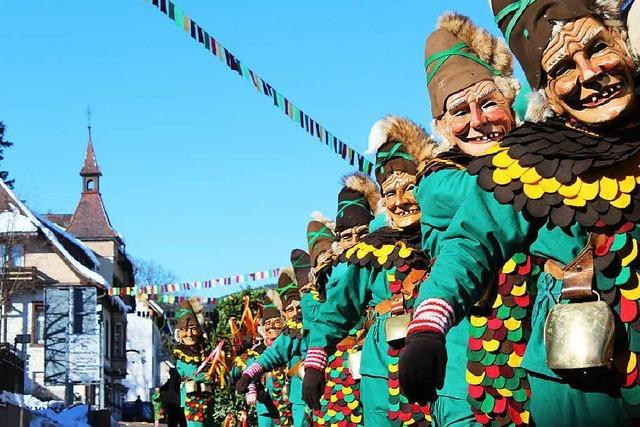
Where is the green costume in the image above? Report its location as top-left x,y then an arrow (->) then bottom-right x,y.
414,149 -> 539,426
407,0 -> 640,425
241,253 -> 322,427
312,173 -> 381,427
305,118 -> 435,426
413,13 -> 540,426
173,299 -> 214,427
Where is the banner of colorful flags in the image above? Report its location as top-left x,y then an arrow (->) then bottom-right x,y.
145,0 -> 374,175
107,267 -> 282,298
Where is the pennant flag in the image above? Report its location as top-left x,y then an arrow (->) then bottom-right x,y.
145,0 -> 373,174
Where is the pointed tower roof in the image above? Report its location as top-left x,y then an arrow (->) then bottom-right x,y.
80,138 -> 102,177
67,136 -> 121,242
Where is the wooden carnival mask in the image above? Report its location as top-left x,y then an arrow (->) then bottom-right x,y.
382,171 -> 420,229
542,16 -> 637,127
177,318 -> 202,347
263,316 -> 283,341
337,224 -> 369,251
438,79 -> 515,156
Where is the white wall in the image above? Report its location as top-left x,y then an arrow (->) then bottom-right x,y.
123,312 -> 154,401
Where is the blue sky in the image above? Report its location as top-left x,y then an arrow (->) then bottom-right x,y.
2,1 -> 511,297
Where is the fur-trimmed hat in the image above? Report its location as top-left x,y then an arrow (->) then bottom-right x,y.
368,116 -> 435,185
490,0 -> 593,89
290,249 -> 312,291
307,212 -> 336,267
425,12 -> 515,118
262,289 -> 282,322
276,267 -> 299,309
335,172 -> 381,233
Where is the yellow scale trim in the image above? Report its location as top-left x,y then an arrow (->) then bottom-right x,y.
614,351 -> 638,374
466,369 -> 485,385
346,240 -> 415,266
621,273 -> 640,300
489,147 -> 640,210
511,282 -> 527,297
622,238 -> 639,267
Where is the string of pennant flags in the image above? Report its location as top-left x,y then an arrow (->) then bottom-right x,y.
145,0 -> 374,175
107,267 -> 282,298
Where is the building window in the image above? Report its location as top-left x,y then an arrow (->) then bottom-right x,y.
86,179 -> 94,191
32,302 -> 45,345
104,319 -> 110,360
113,322 -> 123,358
0,244 -> 24,267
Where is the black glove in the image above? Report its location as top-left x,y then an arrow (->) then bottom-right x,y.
256,385 -> 271,404
235,373 -> 252,394
398,332 -> 447,404
302,367 -> 325,410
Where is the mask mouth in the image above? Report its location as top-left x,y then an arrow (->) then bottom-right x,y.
573,81 -> 625,109
393,206 -> 420,217
463,131 -> 504,144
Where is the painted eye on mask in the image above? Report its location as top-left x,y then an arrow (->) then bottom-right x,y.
588,40 -> 609,56
481,100 -> 498,110
548,60 -> 574,79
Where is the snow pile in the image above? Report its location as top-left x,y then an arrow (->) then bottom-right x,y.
0,205 -> 37,233
31,404 -> 91,427
0,391 -> 90,427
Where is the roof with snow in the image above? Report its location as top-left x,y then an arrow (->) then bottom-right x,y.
44,213 -> 72,229
0,180 -> 107,288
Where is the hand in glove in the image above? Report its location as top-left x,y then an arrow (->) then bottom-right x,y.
235,362 -> 263,394
235,374 -> 252,394
245,383 -> 257,406
302,367 -> 325,410
398,332 -> 447,405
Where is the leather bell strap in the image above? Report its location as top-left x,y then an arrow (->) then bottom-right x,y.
544,233 -> 608,301
374,268 -> 428,316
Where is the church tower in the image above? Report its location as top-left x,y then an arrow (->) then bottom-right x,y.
67,131 -> 120,242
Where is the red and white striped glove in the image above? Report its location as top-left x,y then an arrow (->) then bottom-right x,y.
246,383 -> 257,406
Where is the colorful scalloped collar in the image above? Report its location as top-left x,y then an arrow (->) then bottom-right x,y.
468,119 -> 640,232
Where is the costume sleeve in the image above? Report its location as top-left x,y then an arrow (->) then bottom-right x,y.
416,169 -> 476,257
301,291 -> 322,332
307,262 -> 369,350
411,179 -> 535,334
255,332 -> 302,371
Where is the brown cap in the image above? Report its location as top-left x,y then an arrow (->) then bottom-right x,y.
425,12 -> 514,117
276,268 -> 299,308
175,300 -> 198,330
290,249 -> 312,289
336,173 -> 380,234
307,220 -> 336,267
369,116 -> 435,185
491,0 -> 592,89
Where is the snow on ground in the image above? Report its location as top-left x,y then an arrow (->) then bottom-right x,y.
0,391 -> 91,427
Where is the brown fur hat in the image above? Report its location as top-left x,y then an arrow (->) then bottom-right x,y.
368,116 -> 436,184
426,12 -> 514,118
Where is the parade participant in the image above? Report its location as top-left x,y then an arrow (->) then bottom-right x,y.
398,12 -> 537,426
246,292 -> 290,427
236,265 -> 312,426
302,116 -> 436,426
335,172 -> 382,251
173,298 -> 214,427
400,1 -> 640,426
313,173 -> 382,426
306,214 -> 338,300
